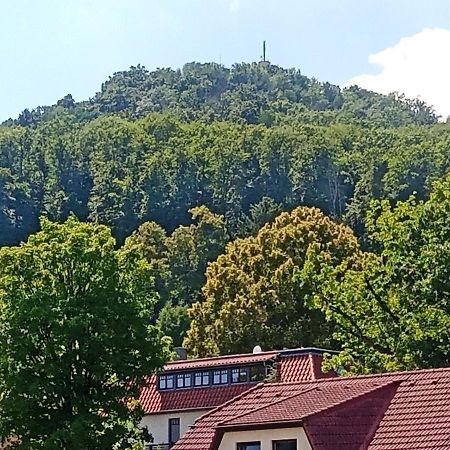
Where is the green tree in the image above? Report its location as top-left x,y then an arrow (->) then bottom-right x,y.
126,206 -> 228,306
185,206 -> 359,357
125,206 -> 228,345
237,196 -> 282,236
156,303 -> 190,347
308,175 -> 450,374
0,168 -> 36,246
0,217 -> 169,449
165,205 -> 229,305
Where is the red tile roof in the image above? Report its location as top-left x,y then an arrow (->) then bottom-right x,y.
164,351 -> 278,372
306,383 -> 398,450
139,375 -> 256,414
368,368 -> 450,449
278,353 -> 335,382
139,348 -> 334,414
172,367 -> 450,450
220,379 -> 397,427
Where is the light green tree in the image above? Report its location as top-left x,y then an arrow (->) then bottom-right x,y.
185,206 -> 359,357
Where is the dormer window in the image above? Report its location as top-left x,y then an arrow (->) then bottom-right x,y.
158,364 -> 267,392
195,371 -> 210,386
232,367 -> 249,383
273,440 -> 297,450
213,369 -> 228,385
177,373 -> 192,388
159,374 -> 174,390
238,442 -> 261,450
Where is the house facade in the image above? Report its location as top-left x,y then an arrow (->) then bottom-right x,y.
172,366 -> 450,450
138,348 -> 335,449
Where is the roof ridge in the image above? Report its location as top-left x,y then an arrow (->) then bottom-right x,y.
166,347 -> 332,367
266,365 -> 450,387
278,347 -> 339,356
218,385 -> 319,426
220,379 -> 402,429
166,350 -> 279,366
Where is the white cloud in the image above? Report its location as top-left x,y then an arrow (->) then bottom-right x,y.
347,28 -> 450,119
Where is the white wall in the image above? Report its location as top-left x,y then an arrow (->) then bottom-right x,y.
218,427 -> 312,450
141,409 -> 210,445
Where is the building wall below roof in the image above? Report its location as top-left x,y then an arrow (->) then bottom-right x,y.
218,427 -> 312,450
141,409 -> 211,446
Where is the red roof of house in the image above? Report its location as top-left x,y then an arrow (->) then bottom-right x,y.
220,379 -> 396,427
164,351 -> 278,372
139,348 -> 334,414
172,367 -> 450,450
139,375 -> 254,413
278,353 -> 335,383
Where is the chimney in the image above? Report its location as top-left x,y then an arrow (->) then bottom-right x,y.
174,347 -> 188,360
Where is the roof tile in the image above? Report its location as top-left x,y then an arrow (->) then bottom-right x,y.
173,367 -> 450,450
139,375 -> 255,413
140,349 -> 332,414
164,351 -> 278,372
278,353 -> 335,382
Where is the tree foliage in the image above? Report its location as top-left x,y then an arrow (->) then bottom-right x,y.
1,60 -> 450,380
0,217 -> 169,449
308,175 -> 450,373
2,116 -> 450,247
0,62 -> 442,248
185,206 -> 359,357
124,206 -> 228,344
9,63 -> 437,128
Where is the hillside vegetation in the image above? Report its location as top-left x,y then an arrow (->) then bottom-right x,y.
7,62 -> 438,128
1,61 -> 449,372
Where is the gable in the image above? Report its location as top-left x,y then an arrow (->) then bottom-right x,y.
304,383 -> 398,450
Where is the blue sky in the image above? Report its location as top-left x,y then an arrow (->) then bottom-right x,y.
2,0 -> 450,120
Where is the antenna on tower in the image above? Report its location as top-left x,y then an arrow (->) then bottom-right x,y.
259,41 -> 270,66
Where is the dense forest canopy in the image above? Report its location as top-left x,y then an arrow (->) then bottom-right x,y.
2,113 -> 450,247
1,61 -> 450,372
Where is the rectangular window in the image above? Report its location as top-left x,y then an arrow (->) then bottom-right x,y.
273,440 -> 297,450
231,367 -> 249,383
176,373 -> 192,388
168,418 -> 180,445
237,442 -> 261,450
194,371 -> 210,386
221,369 -> 228,384
159,374 -> 174,390
213,369 -> 228,385
250,365 -> 266,382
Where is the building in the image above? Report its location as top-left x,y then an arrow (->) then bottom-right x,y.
138,348 -> 335,449
172,366 -> 450,450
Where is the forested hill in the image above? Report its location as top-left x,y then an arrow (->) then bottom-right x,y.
1,61 -> 450,371
0,61 -> 447,249
7,62 -> 438,128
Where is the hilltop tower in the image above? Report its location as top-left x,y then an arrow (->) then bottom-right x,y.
259,40 -> 271,66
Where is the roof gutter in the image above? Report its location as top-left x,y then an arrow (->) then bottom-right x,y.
216,419 -> 303,432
